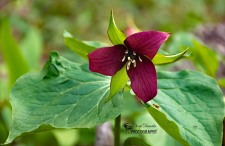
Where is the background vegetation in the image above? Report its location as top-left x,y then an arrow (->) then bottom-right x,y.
0,0 -> 225,145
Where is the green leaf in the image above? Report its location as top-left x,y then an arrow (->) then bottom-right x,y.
0,18 -> 29,86
147,106 -> 189,146
136,110 -> 182,146
83,40 -> 108,48
5,52 -> 124,144
123,137 -> 151,146
20,27 -> 43,70
152,49 -> 188,65
107,65 -> 129,101
217,78 -> 225,88
107,10 -> 126,45
0,121 -> 8,143
167,32 -> 219,77
53,129 -> 78,146
64,31 -> 97,59
0,63 -> 9,100
61,50 -> 87,64
191,40 -> 219,77
148,70 -> 224,146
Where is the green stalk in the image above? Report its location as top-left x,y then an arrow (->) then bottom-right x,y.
114,115 -> 121,146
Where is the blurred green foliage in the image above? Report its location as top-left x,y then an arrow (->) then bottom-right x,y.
1,0 -> 225,50
0,19 -> 29,86
0,0 -> 225,145
167,32 -> 219,77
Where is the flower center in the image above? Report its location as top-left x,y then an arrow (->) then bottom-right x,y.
122,49 -> 142,70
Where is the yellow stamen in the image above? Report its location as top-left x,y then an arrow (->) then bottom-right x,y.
127,61 -> 131,70
122,56 -> 126,62
132,60 -> 136,67
138,56 -> 142,62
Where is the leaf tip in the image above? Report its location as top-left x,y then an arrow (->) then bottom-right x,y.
108,10 -> 116,30
107,10 -> 126,45
49,51 -> 60,59
42,51 -> 62,79
110,9 -> 114,16
63,30 -> 73,38
184,47 -> 192,57
3,133 -> 14,145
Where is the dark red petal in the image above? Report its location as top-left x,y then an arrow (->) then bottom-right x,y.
88,45 -> 126,76
124,31 -> 170,59
127,56 -> 157,102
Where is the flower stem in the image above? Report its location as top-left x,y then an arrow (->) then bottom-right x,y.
114,114 -> 121,146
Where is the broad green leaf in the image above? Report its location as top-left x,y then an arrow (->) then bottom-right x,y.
147,106 -> 189,146
20,27 -> 43,70
152,49 -> 188,65
136,110 -> 182,146
64,31 -> 97,59
148,70 -> 224,146
107,65 -> 129,101
0,18 -> 29,86
5,52 -> 124,144
123,137 -> 151,146
107,10 -> 126,45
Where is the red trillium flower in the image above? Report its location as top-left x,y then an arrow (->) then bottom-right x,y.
88,31 -> 170,102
